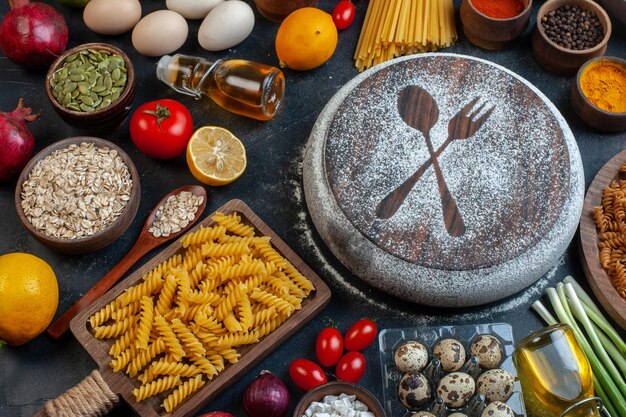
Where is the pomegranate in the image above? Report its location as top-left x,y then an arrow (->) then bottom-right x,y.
0,0 -> 69,70
0,99 -> 38,182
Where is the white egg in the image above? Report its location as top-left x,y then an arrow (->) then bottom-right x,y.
132,10 -> 189,57
198,0 -> 254,51
83,0 -> 141,36
166,0 -> 224,19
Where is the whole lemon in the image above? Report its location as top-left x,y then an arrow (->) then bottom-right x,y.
275,7 -> 338,71
0,253 -> 58,345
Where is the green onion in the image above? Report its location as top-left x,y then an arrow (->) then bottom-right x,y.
563,276 -> 626,355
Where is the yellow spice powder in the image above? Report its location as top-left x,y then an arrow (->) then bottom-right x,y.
580,60 -> 626,113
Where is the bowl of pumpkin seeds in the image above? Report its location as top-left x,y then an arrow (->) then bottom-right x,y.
45,43 -> 135,128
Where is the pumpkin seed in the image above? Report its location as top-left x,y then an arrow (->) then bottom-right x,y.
62,82 -> 77,95
52,48 -> 127,112
113,77 -> 126,88
78,83 -> 90,95
80,95 -> 94,106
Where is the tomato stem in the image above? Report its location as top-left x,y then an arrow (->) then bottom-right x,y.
142,104 -> 171,129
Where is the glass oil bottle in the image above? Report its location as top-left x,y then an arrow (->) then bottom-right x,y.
514,324 -> 600,417
157,54 -> 285,121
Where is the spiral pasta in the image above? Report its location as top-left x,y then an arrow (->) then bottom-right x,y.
135,296 -> 154,350
133,375 -> 181,402
595,162 -> 626,302
181,225 -> 227,248
212,212 -> 255,237
89,210 -> 315,412
161,374 -> 206,413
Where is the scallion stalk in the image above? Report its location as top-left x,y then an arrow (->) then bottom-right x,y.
563,276 -> 626,355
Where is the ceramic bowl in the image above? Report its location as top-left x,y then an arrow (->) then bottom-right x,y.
460,0 -> 533,50
253,0 -> 317,22
15,137 -> 141,254
45,43 -> 135,129
532,0 -> 611,75
293,382 -> 385,417
571,56 -> 626,132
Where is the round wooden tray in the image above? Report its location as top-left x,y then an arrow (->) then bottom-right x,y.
303,53 -> 584,307
579,149 -> 626,330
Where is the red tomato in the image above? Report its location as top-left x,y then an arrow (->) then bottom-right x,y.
289,359 -> 327,391
336,351 -> 366,383
129,99 -> 193,160
344,319 -> 377,351
332,1 -> 356,30
315,327 -> 344,367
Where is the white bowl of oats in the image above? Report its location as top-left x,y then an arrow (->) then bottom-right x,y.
15,137 -> 140,254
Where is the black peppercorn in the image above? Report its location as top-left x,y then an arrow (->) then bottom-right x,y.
540,4 -> 604,50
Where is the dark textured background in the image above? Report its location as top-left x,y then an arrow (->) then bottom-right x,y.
0,0 -> 625,416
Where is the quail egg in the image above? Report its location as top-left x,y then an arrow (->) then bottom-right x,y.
436,372 -> 475,408
449,414 -> 468,417
476,369 -> 515,402
395,341 -> 429,373
398,371 -> 432,410
481,401 -> 515,417
433,338 -> 466,372
411,413 -> 436,417
471,334 -> 503,369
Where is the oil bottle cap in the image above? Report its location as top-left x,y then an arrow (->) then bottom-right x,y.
156,55 -> 173,83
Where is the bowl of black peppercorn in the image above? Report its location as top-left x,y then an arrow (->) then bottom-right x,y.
532,0 -> 611,75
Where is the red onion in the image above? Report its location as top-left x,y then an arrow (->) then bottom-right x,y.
0,99 -> 38,182
244,371 -> 290,417
0,0 -> 69,70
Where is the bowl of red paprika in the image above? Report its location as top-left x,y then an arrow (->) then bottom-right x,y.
532,0 -> 611,75
572,56 -> 626,132
460,0 -> 532,50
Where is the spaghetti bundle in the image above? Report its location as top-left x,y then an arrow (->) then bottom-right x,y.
354,0 -> 457,72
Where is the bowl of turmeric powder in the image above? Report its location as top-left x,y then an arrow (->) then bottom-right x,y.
572,56 -> 626,132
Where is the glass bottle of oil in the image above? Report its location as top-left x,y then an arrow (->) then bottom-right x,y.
156,54 -> 285,121
514,324 -> 598,417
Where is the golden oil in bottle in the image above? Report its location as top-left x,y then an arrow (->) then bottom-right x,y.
157,54 -> 285,121
514,324 -> 598,417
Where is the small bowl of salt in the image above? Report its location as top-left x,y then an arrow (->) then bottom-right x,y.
294,382 -> 385,417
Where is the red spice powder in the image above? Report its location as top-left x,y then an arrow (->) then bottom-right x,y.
470,0 -> 526,19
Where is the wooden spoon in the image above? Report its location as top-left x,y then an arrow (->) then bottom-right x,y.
47,185 -> 208,340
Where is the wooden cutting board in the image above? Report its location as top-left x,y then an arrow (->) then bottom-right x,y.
70,199 -> 331,417
303,53 -> 584,307
579,149 -> 626,330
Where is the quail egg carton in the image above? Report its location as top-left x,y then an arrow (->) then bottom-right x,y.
378,323 -> 526,417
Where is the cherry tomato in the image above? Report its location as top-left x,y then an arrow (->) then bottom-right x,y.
344,319 -> 377,351
336,351 -> 366,383
289,359 -> 327,391
129,99 -> 193,160
315,327 -> 344,367
332,1 -> 356,30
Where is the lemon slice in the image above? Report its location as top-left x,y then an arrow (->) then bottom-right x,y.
186,126 -> 247,186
